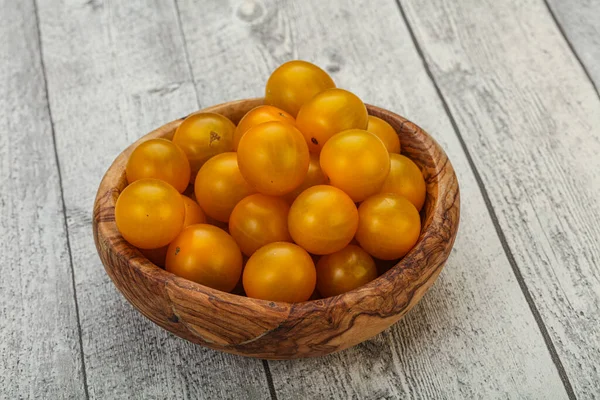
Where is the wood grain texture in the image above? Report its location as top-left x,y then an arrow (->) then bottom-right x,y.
0,0 -> 85,398
176,0 -> 569,397
545,0 -> 600,91
94,99 -> 459,358
36,1 -> 270,398
401,0 -> 600,397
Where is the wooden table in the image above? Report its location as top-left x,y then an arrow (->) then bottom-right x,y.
2,0 -> 599,398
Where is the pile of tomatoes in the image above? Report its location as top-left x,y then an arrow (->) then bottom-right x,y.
115,60 -> 426,303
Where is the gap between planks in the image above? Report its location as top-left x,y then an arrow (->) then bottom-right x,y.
32,0 -> 90,398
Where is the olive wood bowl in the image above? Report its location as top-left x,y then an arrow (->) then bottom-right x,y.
93,98 -> 460,359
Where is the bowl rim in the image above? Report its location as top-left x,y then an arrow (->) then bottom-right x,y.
93,97 -> 460,352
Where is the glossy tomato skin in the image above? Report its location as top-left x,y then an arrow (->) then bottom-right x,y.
233,105 -> 295,150
115,179 -> 185,249
229,194 -> 291,256
237,121 -> 309,196
366,115 -> 401,154
243,242 -> 316,302
173,112 -> 236,180
265,60 -> 335,117
296,88 -> 368,153
320,129 -> 390,202
194,152 -> 256,222
288,185 -> 358,255
126,138 -> 190,193
182,195 -> 206,227
316,245 -> 378,297
379,154 -> 426,211
283,153 -> 328,203
356,193 -> 421,260
166,224 -> 243,292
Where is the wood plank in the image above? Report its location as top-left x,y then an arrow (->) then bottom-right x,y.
401,0 -> 600,397
545,0 -> 600,91
35,1 -> 270,398
177,0 -> 569,397
0,0 -> 86,398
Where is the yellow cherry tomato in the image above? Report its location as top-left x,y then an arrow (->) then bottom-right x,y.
125,138 -> 190,193
139,246 -> 168,268
229,194 -> 291,256
237,121 -> 310,196
296,88 -> 368,153
166,224 -> 242,292
233,105 -> 295,150
243,242 -> 316,302
283,153 -> 328,203
366,115 -> 401,153
380,154 -> 426,211
320,129 -> 390,202
182,195 -> 206,227
194,152 -> 256,222
356,193 -> 421,260
115,179 -> 185,249
265,60 -> 335,117
316,245 -> 378,297
173,112 -> 235,180
288,185 -> 358,255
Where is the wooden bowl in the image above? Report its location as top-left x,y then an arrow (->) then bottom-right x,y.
93,98 -> 460,359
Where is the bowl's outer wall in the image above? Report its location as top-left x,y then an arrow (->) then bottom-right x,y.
93,98 -> 460,359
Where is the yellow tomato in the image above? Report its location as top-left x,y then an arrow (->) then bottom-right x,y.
172,112 -> 235,180
194,152 -> 256,222
379,154 -> 426,211
320,129 -> 390,202
115,179 -> 185,249
316,245 -> 378,297
237,121 -> 309,196
125,138 -> 190,193
233,105 -> 295,150
296,88 -> 368,153
366,115 -> 401,153
288,185 -> 358,255
166,224 -> 243,292
265,60 -> 335,117
182,195 -> 206,227
243,242 -> 316,302
229,194 -> 291,256
356,193 -> 421,260
283,153 -> 328,202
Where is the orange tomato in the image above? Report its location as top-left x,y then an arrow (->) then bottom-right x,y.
237,121 -> 309,196
166,224 -> 243,292
316,245 -> 378,297
265,60 -> 335,117
182,195 -> 206,227
296,88 -> 368,153
320,129 -> 390,202
356,193 -> 421,260
233,105 -> 295,150
229,194 -> 291,256
172,112 -> 235,180
283,153 -> 328,202
125,138 -> 190,193
380,154 -> 426,211
243,242 -> 316,302
194,152 -> 256,222
366,115 -> 400,153
288,185 -> 358,255
115,179 -> 185,249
